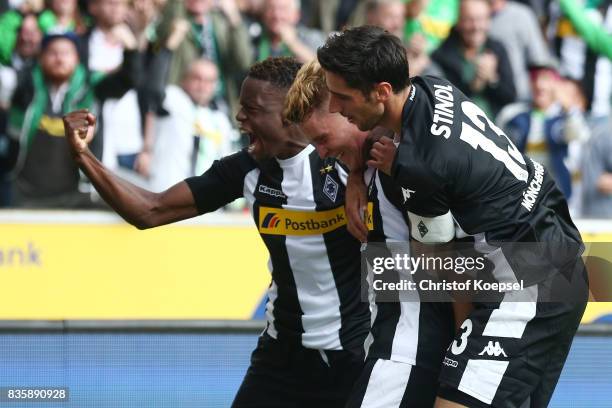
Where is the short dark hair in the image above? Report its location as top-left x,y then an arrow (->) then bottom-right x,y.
317,25 -> 410,95
247,57 -> 303,90
41,32 -> 80,52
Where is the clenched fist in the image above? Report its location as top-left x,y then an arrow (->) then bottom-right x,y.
367,135 -> 397,176
63,109 -> 97,155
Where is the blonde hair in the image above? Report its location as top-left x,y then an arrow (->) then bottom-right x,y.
283,59 -> 328,124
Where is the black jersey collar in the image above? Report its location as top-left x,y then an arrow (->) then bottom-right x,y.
401,82 -> 418,124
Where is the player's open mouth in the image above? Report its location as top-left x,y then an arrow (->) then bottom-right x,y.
245,131 -> 261,153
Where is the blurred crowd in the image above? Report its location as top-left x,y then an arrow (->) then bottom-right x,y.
0,0 -> 610,218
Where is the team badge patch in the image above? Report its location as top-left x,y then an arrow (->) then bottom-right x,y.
323,174 -> 339,202
418,220 -> 429,238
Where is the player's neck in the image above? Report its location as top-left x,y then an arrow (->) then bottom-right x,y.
379,85 -> 411,134
277,127 -> 310,159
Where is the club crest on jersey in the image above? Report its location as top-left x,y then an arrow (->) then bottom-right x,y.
402,187 -> 415,203
417,221 -> 428,238
323,174 -> 339,202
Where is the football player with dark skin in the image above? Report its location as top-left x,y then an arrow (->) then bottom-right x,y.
63,57 -> 369,407
62,74 -> 310,228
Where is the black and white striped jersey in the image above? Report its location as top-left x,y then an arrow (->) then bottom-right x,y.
363,166 -> 455,371
185,145 -> 370,350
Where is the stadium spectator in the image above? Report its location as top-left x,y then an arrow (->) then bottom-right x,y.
253,0 -> 325,63
0,0 -> 86,66
124,1 -> 184,179
83,0 -> 135,72
147,58 -> 237,192
366,0 -> 405,39
0,0 -> 607,217
0,12 -> 42,206
432,0 -> 516,117
38,0 -> 88,34
560,76 -> 591,214
303,0 -> 339,33
157,0 -> 253,116
83,0 -> 147,173
515,0 -> 549,22
403,0 -> 459,54
7,32 -> 140,208
497,64 -> 590,200
548,0 -> 612,123
489,0 -> 552,101
306,0 -> 373,33
125,0 -> 165,44
365,0 -> 442,76
234,0 -> 265,43
10,12 -> 41,68
558,0 -> 612,60
581,117 -> 612,218
1,0 -> 44,12
236,0 -> 264,17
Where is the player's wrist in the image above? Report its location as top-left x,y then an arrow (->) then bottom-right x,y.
349,166 -> 365,177
72,148 -> 91,165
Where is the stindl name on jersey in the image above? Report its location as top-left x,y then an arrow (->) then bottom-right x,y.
430,84 -> 455,139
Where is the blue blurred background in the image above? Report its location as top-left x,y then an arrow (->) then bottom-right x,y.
0,330 -> 610,408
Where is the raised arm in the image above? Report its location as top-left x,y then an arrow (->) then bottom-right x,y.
63,110 -> 199,229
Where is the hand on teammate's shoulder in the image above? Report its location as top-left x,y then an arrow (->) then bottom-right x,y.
367,135 -> 397,176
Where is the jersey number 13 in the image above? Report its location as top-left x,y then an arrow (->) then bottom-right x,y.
459,101 -> 528,182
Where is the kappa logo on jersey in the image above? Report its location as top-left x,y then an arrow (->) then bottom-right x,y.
402,187 -> 415,203
258,185 -> 287,199
323,174 -> 339,202
261,213 -> 281,228
417,221 -> 428,238
443,357 -> 458,368
258,206 -> 347,236
478,341 -> 508,357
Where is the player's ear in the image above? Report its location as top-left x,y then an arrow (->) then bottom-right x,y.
374,82 -> 393,102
